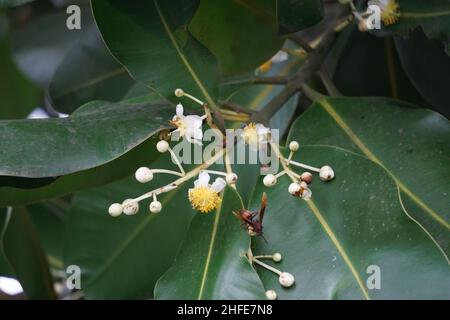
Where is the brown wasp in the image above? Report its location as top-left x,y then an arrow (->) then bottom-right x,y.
233,192 -> 267,239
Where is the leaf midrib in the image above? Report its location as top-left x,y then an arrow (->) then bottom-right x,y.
306,200 -> 370,300
402,10 -> 450,19
318,98 -> 450,231
153,0 -> 217,109
197,201 -> 223,300
57,68 -> 127,97
83,190 -> 178,288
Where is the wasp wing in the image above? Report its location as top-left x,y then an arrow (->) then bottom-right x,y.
258,192 -> 267,223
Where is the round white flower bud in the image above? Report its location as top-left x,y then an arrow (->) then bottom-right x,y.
123,199 -> 139,215
288,141 -> 299,152
174,88 -> 184,97
265,290 -> 277,300
149,201 -> 162,213
288,182 -> 301,195
319,165 -> 335,181
225,173 -> 238,184
135,167 -> 153,183
279,272 -> 295,287
263,174 -> 277,187
108,203 -> 123,217
156,140 -> 170,153
272,253 -> 282,262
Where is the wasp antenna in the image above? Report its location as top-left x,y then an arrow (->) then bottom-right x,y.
233,210 -> 246,223
261,233 -> 268,244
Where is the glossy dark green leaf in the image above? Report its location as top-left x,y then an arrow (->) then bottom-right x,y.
0,36 -> 40,120
0,207 -> 56,299
155,187 -> 266,299
92,0 -> 219,106
329,26 -> 427,106
277,0 -> 324,34
251,146 -> 450,299
0,137 -> 163,207
288,97 -> 450,259
11,3 -> 95,87
382,0 -> 450,54
48,26 -> 135,114
189,0 -> 283,75
64,153 -> 198,299
394,29 -> 450,118
28,199 -> 70,268
0,98 -> 172,179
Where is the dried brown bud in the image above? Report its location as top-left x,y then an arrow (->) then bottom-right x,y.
301,172 -> 313,184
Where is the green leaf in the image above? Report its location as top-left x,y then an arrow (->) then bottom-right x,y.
0,137 -> 162,207
28,199 -> 70,267
92,0 -> 219,106
0,0 -> 34,8
64,153 -> 197,299
330,26 -> 428,106
189,0 -> 283,75
383,0 -> 450,54
155,187 -> 266,300
0,30 -> 40,119
48,27 -> 135,114
288,97 -> 450,259
394,29 -> 450,118
0,207 -> 56,299
277,0 -> 324,34
11,4 -> 95,87
0,98 -> 172,179
250,146 -> 450,299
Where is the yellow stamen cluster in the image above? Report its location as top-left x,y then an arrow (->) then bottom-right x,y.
242,123 -> 258,145
188,187 -> 222,214
170,117 -> 186,135
381,0 -> 400,25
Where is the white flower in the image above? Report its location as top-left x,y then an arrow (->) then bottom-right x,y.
188,171 -> 226,213
242,123 -> 270,150
170,103 -> 206,145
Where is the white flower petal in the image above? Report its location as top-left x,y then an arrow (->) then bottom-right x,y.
198,171 -> 210,187
256,123 -> 270,134
184,115 -> 204,128
190,128 -> 203,140
176,103 -> 184,117
211,178 -> 226,193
